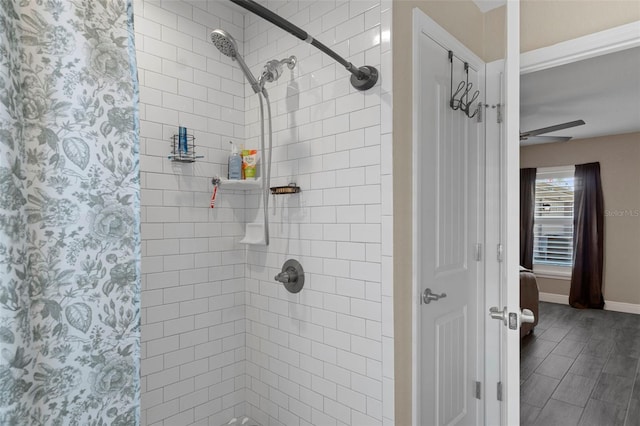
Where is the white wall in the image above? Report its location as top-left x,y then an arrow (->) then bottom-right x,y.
136,1 -> 249,424
136,0 -> 394,425
242,1 -> 394,425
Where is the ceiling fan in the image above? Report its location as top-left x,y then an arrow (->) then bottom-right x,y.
520,119 -> 586,144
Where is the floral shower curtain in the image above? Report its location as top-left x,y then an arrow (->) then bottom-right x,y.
0,1 -> 140,424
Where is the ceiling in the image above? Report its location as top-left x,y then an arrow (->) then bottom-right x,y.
520,46 -> 640,144
472,0 -> 505,13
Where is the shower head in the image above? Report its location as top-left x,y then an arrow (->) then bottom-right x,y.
210,29 -> 261,94
210,29 -> 238,58
259,56 -> 297,87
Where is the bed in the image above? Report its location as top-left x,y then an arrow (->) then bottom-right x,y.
520,267 -> 539,338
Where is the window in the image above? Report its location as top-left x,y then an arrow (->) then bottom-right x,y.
533,166 -> 575,276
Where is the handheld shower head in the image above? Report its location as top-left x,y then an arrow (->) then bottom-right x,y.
210,29 -> 261,94
210,29 -> 238,58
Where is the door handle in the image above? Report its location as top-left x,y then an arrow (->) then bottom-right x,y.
489,307 -> 536,328
422,288 -> 447,304
521,308 -> 535,324
489,306 -> 508,325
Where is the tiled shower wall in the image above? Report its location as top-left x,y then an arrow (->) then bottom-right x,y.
242,1 -> 394,425
136,1 -> 250,424
136,0 -> 394,425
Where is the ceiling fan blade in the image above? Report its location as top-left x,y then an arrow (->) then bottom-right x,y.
520,119 -> 586,138
520,135 -> 572,145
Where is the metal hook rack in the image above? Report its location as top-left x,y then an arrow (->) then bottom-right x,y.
448,51 -> 480,119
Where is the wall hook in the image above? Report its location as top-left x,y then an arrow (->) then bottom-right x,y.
449,51 -> 480,119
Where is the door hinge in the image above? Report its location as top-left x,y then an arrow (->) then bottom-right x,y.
497,381 -> 503,401
475,381 -> 482,400
497,243 -> 504,262
480,103 -> 501,124
475,243 -> 482,261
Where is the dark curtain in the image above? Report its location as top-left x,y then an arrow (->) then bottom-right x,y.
570,162 -> 605,309
520,168 -> 537,269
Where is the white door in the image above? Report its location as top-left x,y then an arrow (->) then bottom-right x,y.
501,2 -> 522,425
412,10 -> 485,426
484,59 -> 505,426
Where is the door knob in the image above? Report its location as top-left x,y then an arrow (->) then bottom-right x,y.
490,307 -> 536,329
489,306 -> 508,325
521,308 -> 535,324
422,288 -> 447,304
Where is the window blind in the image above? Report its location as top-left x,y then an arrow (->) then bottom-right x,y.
533,170 -> 574,267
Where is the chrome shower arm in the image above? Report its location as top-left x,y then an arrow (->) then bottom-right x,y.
280,56 -> 297,69
258,56 -> 297,87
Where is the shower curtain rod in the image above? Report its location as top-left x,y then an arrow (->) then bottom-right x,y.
229,0 -> 379,91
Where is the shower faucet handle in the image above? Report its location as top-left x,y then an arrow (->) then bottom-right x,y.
275,259 -> 305,293
274,270 -> 297,284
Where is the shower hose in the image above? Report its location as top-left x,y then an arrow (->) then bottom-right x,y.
257,89 -> 272,246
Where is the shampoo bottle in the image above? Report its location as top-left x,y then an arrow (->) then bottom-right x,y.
228,141 -> 242,180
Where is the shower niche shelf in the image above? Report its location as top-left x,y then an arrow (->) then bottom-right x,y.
216,177 -> 262,190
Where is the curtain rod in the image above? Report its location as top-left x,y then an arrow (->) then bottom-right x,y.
229,0 -> 379,91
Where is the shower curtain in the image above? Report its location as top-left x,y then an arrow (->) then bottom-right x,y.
0,1 -> 140,424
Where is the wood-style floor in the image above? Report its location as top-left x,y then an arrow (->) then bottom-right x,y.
521,301 -> 640,426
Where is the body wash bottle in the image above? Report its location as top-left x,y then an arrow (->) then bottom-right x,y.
228,141 -> 242,180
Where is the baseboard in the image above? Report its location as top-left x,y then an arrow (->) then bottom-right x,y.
539,292 -> 640,314
603,300 -> 640,315
539,292 -> 568,305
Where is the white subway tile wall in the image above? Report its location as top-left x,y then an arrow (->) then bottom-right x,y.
137,0 -> 393,425
137,0 -> 249,424
241,0 -> 394,425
